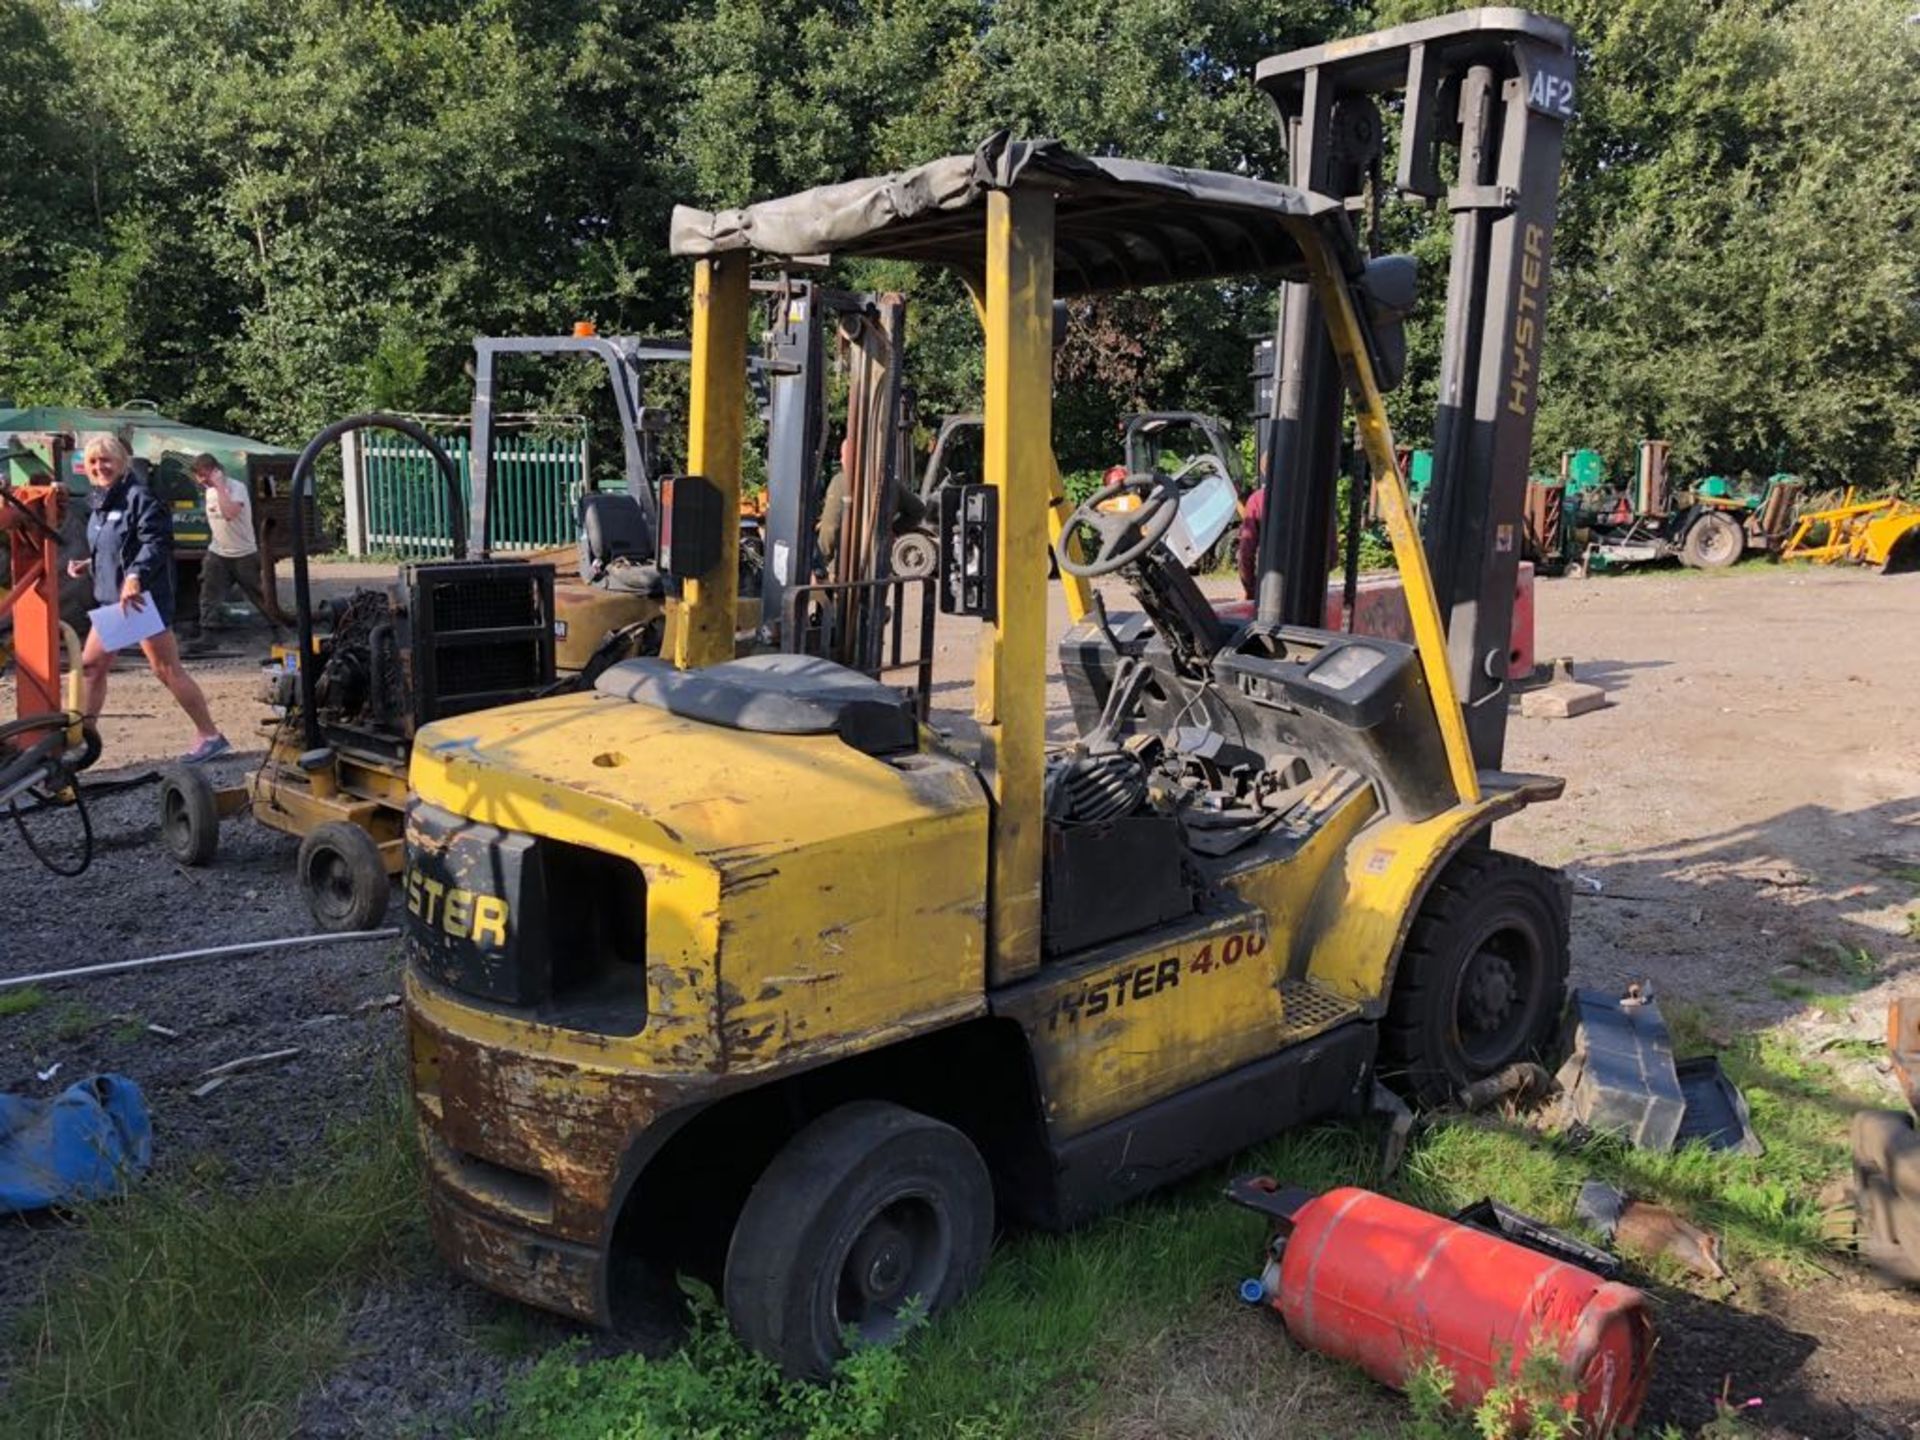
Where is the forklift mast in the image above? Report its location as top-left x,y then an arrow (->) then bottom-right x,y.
756,279 -> 912,652
469,290 -> 903,659
467,332 -> 695,559
1254,10 -> 1575,769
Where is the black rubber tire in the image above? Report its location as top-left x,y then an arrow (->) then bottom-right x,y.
157,765 -> 220,866
1381,848 -> 1570,1107
1680,511 -> 1744,569
296,820 -> 390,932
723,1100 -> 993,1380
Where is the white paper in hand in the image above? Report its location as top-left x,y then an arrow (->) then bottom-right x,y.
87,599 -> 167,652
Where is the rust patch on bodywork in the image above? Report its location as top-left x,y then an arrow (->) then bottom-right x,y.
409,997 -> 725,1322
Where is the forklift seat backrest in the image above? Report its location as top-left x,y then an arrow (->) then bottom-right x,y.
581,492 -> 655,569
594,653 -> 919,757
579,492 -> 663,594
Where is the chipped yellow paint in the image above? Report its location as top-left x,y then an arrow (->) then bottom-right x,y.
1295,780 -> 1543,1004
976,187 -> 1053,986
1000,906 -> 1286,1134
409,693 -> 989,1076
1301,241 -> 1478,806
673,252 -> 750,670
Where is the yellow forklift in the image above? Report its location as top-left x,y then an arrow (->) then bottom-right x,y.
402,11 -> 1577,1377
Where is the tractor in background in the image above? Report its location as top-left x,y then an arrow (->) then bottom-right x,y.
1525,441 -> 1801,576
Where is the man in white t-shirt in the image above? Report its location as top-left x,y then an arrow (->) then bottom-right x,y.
188,453 -> 276,644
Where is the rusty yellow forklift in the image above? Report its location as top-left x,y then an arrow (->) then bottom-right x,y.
403,11 -> 1577,1377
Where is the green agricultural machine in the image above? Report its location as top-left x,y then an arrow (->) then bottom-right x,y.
1523,440 -> 1800,576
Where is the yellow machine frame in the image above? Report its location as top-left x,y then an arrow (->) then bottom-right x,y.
1781,490 -> 1920,570
401,149 -> 1565,1365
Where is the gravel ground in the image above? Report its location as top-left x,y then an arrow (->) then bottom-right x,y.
2,560 -> 1918,1437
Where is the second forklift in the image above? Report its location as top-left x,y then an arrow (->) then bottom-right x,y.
402,10 -> 1578,1377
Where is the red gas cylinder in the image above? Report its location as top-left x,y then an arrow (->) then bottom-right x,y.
1255,1187 -> 1652,1431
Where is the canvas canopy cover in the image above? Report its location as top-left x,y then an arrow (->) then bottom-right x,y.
669,134 -> 1364,296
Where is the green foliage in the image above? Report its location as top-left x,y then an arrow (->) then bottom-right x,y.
483,1290 -> 908,1440
0,1082 -> 421,1440
1405,1345 -> 1584,1440
49,1000 -> 99,1042
0,986 -> 47,1018
4,0 -> 1914,484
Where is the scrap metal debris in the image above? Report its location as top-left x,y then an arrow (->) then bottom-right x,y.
1578,1180 -> 1728,1284
1458,1061 -> 1554,1114
1851,999 -> 1920,1286
1556,985 -> 1687,1149
1556,984 -> 1759,1154
191,1047 -> 302,1099
1675,1055 -> 1764,1157
0,929 -> 400,993
1370,1081 -> 1413,1179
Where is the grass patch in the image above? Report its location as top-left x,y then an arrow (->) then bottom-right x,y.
0,1081 -> 421,1440
1766,977 -> 1863,1017
1799,940 -> 1878,981
472,1015 -> 1863,1440
47,1002 -> 100,1043
1868,861 -> 1920,889
471,1306 -> 553,1362
485,1294 -> 906,1440
0,986 -> 47,1018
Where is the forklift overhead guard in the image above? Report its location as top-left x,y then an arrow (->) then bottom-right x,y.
669,134 -> 1362,293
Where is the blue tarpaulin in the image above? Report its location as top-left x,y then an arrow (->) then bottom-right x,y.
0,1073 -> 153,1213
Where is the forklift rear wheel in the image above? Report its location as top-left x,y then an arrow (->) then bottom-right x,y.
890,531 -> 938,579
157,766 -> 219,866
1382,848 -> 1569,1106
297,821 -> 390,932
1681,511 -> 1743,569
723,1100 -> 992,1379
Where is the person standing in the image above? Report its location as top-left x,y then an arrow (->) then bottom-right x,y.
188,452 -> 276,646
815,434 -> 926,567
1236,481 -> 1267,599
66,435 -> 229,763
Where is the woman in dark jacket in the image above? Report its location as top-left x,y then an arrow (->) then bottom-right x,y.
67,434 -> 228,763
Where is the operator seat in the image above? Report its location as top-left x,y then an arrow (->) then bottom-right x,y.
594,653 -> 918,757
578,492 -> 664,597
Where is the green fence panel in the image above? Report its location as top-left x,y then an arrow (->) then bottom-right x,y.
360,424 -> 585,558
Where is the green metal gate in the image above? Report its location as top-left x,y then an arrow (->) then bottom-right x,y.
360,420 -> 588,558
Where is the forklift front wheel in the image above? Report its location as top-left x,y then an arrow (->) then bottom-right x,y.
297,821 -> 390,932
1382,849 -> 1569,1107
157,766 -> 220,866
723,1100 -> 993,1380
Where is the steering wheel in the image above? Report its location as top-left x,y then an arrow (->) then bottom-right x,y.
1056,473 -> 1181,577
